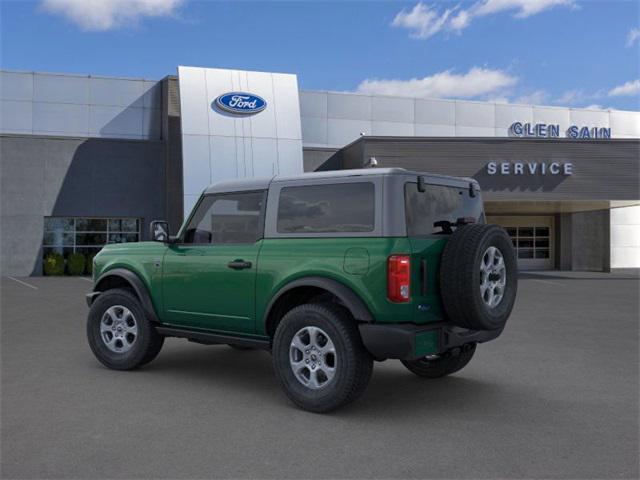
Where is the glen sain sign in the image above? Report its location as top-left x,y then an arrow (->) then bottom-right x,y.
510,122 -> 611,139
214,92 -> 266,115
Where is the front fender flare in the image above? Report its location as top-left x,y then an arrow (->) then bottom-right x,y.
92,268 -> 160,323
263,276 -> 374,331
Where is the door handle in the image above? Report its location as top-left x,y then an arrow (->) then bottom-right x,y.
227,259 -> 252,270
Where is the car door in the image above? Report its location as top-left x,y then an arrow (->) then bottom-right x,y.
161,190 -> 266,334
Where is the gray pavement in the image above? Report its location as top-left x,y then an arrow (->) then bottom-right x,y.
1,272 -> 638,479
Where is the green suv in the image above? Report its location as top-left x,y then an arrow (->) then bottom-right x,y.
86,168 -> 517,412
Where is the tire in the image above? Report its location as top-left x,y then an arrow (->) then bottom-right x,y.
272,303 -> 373,413
440,224 -> 518,331
401,343 -> 476,378
87,288 -> 164,370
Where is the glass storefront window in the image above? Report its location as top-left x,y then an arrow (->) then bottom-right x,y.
109,218 -> 139,233
75,218 -> 108,232
108,233 -> 139,243
43,217 -> 141,261
44,217 -> 74,232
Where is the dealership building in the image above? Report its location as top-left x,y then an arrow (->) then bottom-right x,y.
1,66 -> 639,275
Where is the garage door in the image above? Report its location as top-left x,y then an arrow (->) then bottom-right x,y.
486,216 -> 554,270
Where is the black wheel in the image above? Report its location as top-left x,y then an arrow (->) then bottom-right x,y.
440,224 -> 518,331
87,288 -> 164,370
272,303 -> 373,413
401,343 -> 476,378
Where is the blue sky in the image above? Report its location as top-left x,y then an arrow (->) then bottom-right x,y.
1,0 -> 639,110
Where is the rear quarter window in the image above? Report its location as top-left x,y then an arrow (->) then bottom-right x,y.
277,182 -> 375,234
405,182 -> 484,236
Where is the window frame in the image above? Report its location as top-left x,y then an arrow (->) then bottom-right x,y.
264,178 -> 383,239
42,216 -> 141,256
176,190 -> 268,246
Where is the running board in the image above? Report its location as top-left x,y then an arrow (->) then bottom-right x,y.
156,326 -> 271,350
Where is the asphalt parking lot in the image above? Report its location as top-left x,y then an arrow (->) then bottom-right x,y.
1,271 -> 638,479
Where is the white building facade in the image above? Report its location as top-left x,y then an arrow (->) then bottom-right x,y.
1,66 -> 639,274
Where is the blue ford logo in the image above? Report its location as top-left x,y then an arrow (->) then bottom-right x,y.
214,92 -> 267,115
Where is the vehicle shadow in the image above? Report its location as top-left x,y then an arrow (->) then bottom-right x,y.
341,367 -> 513,418
139,342 -> 521,417
140,342 -> 278,392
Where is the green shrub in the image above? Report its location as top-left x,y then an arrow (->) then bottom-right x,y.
67,252 -> 86,276
43,253 -> 64,276
85,252 -> 96,276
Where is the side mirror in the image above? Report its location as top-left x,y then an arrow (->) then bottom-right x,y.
150,220 -> 170,242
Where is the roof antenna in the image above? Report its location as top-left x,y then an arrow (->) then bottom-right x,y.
364,156 -> 378,168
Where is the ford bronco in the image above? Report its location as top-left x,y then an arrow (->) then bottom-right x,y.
86,168 -> 517,412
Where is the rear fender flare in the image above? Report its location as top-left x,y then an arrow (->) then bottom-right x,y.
263,276 -> 373,332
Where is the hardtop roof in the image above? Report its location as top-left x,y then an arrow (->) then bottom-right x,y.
203,168 -> 477,194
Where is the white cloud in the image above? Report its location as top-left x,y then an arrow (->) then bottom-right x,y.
557,89 -> 587,105
485,96 -> 511,104
470,0 -> 577,19
608,79 -> 640,97
391,3 -> 457,39
40,0 -> 184,31
583,104 -> 605,110
627,28 -> 640,47
356,67 -> 518,99
515,90 -> 548,105
392,0 -> 576,39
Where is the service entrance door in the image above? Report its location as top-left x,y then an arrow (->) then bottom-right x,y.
487,216 -> 554,270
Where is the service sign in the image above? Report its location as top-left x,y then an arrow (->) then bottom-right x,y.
487,161 -> 574,176
214,92 -> 267,115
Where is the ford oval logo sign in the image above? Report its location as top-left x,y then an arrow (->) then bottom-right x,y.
214,92 -> 266,115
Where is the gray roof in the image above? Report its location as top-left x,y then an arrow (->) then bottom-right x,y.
203,168 -> 477,194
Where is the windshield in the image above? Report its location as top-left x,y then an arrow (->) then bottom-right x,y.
404,182 -> 484,236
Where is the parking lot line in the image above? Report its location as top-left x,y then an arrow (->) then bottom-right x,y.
7,276 -> 38,290
531,278 -> 565,287
80,277 -> 93,283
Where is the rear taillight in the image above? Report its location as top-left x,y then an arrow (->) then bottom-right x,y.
387,255 -> 411,303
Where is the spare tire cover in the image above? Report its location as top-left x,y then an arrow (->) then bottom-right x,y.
439,224 -> 518,331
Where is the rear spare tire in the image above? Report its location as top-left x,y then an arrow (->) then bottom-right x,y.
440,224 -> 517,331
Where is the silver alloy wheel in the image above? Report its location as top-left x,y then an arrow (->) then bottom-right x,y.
289,326 -> 337,390
100,305 -> 138,353
480,246 -> 507,308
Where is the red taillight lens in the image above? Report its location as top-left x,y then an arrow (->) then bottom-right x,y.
388,255 -> 411,303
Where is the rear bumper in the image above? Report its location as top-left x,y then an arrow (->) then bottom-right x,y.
358,322 -> 503,361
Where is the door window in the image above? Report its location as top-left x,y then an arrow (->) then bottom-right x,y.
277,182 -> 375,234
183,192 -> 266,244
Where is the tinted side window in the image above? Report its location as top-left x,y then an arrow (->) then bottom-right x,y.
183,191 -> 265,244
405,183 -> 484,236
277,183 -> 375,234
